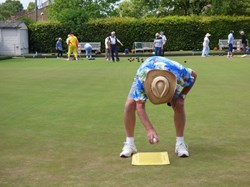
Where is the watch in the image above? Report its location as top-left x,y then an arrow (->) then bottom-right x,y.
180,94 -> 186,100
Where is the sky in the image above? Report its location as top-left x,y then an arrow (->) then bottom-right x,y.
0,0 -> 35,9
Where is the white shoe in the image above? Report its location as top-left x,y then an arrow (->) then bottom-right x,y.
120,142 -> 137,158
175,143 -> 189,157
66,58 -> 70,61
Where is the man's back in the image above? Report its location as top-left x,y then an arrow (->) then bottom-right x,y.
228,33 -> 234,44
68,35 -> 78,46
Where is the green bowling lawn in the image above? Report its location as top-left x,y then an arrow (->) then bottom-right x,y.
0,56 -> 250,186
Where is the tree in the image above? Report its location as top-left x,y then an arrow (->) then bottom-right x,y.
48,0 -> 120,21
205,0 -> 250,16
27,2 -> 35,12
168,0 -> 212,16
118,0 -> 142,18
0,0 -> 23,21
117,0 -> 250,18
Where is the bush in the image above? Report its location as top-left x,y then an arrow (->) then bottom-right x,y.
28,16 -> 250,53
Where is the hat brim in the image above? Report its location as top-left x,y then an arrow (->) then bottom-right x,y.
144,70 -> 177,105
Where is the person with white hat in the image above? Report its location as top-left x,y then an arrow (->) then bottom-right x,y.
109,31 -> 123,62
56,37 -> 63,58
120,56 -> 197,158
240,30 -> 248,57
201,33 -> 211,57
227,30 -> 234,58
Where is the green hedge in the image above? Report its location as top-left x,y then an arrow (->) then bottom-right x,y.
28,16 -> 250,53
28,21 -> 69,53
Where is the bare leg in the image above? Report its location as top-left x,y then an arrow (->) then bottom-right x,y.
124,98 -> 136,137
120,98 -> 137,157
171,100 -> 186,137
171,100 -> 189,157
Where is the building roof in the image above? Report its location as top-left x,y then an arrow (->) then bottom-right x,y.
0,22 -> 27,29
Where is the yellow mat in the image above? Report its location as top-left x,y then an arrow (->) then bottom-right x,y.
132,152 -> 170,166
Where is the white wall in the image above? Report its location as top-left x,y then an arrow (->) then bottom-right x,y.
20,29 -> 29,54
0,26 -> 29,56
0,28 -> 19,55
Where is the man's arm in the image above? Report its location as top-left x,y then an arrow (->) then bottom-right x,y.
171,70 -> 197,108
117,38 -> 123,46
136,101 -> 159,144
180,70 -> 197,95
76,38 -> 79,48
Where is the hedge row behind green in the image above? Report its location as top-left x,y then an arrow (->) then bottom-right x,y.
28,16 -> 250,53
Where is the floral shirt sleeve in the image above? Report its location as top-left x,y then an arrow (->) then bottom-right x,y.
132,56 -> 195,102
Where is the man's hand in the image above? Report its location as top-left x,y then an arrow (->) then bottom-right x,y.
146,128 -> 159,144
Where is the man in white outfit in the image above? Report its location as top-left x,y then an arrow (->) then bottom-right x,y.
160,31 -> 167,56
201,33 -> 211,57
227,30 -> 234,58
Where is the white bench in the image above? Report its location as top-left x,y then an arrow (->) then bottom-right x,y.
133,42 -> 154,53
218,39 -> 248,51
78,42 -> 101,52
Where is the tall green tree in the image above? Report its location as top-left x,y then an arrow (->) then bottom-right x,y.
48,0 -> 119,21
118,0 -> 212,17
168,0 -> 212,16
26,2 -> 35,12
0,0 -> 23,21
205,0 -> 250,16
118,0 -> 250,17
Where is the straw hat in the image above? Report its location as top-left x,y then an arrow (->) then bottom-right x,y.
144,70 -> 177,104
205,33 -> 211,37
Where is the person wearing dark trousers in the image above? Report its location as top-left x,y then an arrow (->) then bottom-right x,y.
110,31 -> 123,62
153,33 -> 163,56
240,30 -> 248,57
56,37 -> 63,58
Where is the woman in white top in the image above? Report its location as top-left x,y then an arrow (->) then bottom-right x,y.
105,32 -> 111,61
202,33 -> 211,57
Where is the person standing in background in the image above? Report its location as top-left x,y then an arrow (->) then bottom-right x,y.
56,37 -> 63,58
110,31 -> 123,62
227,30 -> 234,58
153,33 -> 163,56
240,30 -> 248,57
67,33 -> 78,61
160,31 -> 167,56
105,32 -> 111,61
201,33 -> 211,57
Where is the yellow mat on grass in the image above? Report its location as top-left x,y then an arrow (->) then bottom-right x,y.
132,152 -> 170,166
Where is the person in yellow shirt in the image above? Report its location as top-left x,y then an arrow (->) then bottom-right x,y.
67,33 -> 78,61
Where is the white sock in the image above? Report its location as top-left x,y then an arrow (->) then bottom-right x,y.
126,137 -> 134,145
176,136 -> 184,145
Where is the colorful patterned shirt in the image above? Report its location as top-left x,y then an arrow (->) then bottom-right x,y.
133,56 -> 195,102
